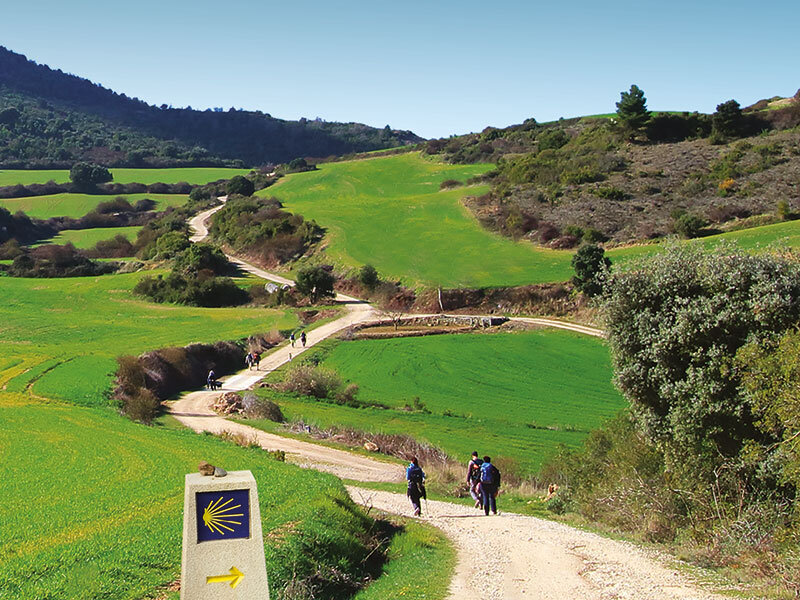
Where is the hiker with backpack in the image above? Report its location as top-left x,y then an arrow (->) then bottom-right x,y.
253,351 -> 261,370
245,352 -> 254,370
300,331 -> 307,347
480,456 -> 501,516
290,332 -> 296,347
467,451 -> 484,509
207,369 -> 219,390
406,457 -> 426,517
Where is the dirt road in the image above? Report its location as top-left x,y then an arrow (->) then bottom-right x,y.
170,202 -> 729,599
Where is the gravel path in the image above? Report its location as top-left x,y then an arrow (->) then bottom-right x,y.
171,203 -> 731,599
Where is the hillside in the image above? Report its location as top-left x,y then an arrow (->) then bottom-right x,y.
423,93 -> 800,246
0,46 -> 421,168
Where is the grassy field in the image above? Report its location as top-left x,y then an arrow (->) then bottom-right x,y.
33,226 -> 141,249
0,271 -> 298,406
0,192 -> 188,219
0,167 -> 249,187
0,391 -> 455,600
253,330 -> 625,474
264,153 -> 581,288
265,152 -> 800,288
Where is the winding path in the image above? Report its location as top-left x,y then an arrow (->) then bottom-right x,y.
167,202 -> 729,600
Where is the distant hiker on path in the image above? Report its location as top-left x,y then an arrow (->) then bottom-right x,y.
300,331 -> 307,347
253,351 -> 261,370
406,457 -> 426,517
480,456 -> 501,516
467,451 -> 484,509
245,352 -> 254,370
207,369 -> 219,390
290,332 -> 296,347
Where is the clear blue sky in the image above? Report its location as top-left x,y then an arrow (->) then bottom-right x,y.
2,0 -> 798,138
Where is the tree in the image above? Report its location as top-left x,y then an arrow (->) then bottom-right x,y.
712,99 -> 744,139
672,212 -> 706,238
0,107 -> 20,128
295,266 -> 335,303
358,264 -> 379,290
615,85 -> 650,135
571,243 -> 610,296
603,244 -> 800,481
69,162 -> 112,189
226,175 -> 254,197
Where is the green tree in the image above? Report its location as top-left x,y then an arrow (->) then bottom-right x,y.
69,162 -> 112,189
295,266 -> 335,303
603,244 -> 800,481
571,243 -> 610,296
358,264 -> 380,290
226,175 -> 254,197
615,85 -> 650,135
712,99 -> 744,139
672,212 -> 706,238
174,243 -> 230,275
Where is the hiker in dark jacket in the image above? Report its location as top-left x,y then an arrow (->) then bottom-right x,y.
480,456 -> 501,515
406,457 -> 426,517
467,451 -> 484,509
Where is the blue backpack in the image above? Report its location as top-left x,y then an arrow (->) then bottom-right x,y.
480,462 -> 498,485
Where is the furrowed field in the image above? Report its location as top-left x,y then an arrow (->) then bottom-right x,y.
265,153 -> 800,288
0,167 -> 249,187
0,272 -> 298,406
252,330 -> 625,474
0,192 -> 188,219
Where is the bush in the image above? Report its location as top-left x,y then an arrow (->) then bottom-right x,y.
537,128 -> 569,150
173,243 -> 230,275
591,186 -> 628,201
358,264 -> 379,290
69,162 -> 112,189
673,212 -> 706,238
571,243 -> 610,296
439,179 -> 463,190
280,364 -> 343,399
226,175 -> 255,197
295,266 -> 335,303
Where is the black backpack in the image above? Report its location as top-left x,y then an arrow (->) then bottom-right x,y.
469,459 -> 483,482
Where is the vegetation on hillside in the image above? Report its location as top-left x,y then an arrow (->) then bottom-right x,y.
544,244 -> 800,594
425,87 -> 800,246
0,46 -> 421,168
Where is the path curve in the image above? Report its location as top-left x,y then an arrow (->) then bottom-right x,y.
170,201 -> 727,599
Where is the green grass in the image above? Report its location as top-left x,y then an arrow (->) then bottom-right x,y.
0,193 -> 187,219
0,167 -> 249,187
0,394 -> 394,600
263,152 -> 577,288
253,330 -> 625,474
34,226 -> 141,249
0,272 -> 298,406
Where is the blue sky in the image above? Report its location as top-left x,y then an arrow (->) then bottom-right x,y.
1,0 -> 798,138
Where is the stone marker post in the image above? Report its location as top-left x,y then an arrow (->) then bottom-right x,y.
181,470 -> 269,599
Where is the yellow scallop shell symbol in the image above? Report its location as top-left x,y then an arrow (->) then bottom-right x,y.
202,496 -> 244,535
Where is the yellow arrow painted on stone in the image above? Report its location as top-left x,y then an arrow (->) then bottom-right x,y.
206,566 -> 244,589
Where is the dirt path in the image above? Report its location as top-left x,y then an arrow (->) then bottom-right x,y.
170,203 -> 728,599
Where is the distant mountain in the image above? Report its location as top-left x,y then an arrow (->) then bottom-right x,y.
0,46 -> 422,168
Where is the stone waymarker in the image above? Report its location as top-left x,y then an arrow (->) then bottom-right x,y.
181,470 -> 269,599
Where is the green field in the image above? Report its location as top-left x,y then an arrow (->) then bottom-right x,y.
264,152 -> 800,288
0,192 -> 188,219
254,330 -> 625,473
0,272 -> 298,406
0,392 -> 446,600
0,167 -> 249,187
264,153 -> 578,288
34,226 -> 141,249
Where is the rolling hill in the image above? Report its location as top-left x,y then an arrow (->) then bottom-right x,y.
0,46 -> 422,168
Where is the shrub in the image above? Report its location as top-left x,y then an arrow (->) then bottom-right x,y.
358,264 -> 379,290
84,234 -> 136,259
295,266 -> 335,303
537,128 -> 569,150
280,364 -> 342,399
122,388 -> 160,425
226,175 -> 255,197
69,162 -> 112,189
673,212 -> 706,238
717,177 -> 737,197
439,179 -> 463,190
591,186 -> 628,201
712,99 -> 744,139
571,243 -> 610,296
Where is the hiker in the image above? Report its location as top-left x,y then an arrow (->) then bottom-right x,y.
207,369 -> 218,390
253,351 -> 261,370
406,457 -> 426,517
300,331 -> 307,347
480,456 -> 501,516
245,352 -> 254,370
290,332 -> 296,347
467,451 -> 484,509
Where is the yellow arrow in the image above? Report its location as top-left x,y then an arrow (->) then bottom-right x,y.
206,566 -> 245,589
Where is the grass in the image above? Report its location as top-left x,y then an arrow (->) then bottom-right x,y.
0,193 -> 187,219
0,167 -> 250,187
0,394 -> 394,600
264,152 -> 580,288
0,271 -> 298,407
252,330 -> 625,474
34,226 -> 141,249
